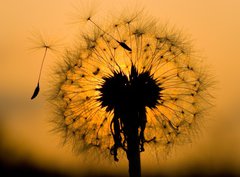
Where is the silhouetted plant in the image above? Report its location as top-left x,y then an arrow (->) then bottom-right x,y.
47,9 -> 214,177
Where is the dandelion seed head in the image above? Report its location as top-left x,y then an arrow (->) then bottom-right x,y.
49,9 -> 214,161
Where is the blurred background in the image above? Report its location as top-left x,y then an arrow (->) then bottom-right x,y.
0,0 -> 240,176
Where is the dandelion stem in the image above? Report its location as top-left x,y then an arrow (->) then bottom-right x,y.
123,111 -> 142,177
126,124 -> 141,177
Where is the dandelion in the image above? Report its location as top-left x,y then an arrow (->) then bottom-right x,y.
48,9 -> 214,177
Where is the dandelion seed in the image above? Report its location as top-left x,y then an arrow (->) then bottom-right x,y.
30,46 -> 49,99
48,9 -> 214,177
87,17 -> 132,51
31,82 -> 40,100
29,32 -> 62,99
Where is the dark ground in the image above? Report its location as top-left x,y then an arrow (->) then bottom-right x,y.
0,158 -> 239,177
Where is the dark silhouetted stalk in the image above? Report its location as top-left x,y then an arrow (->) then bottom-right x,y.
126,122 -> 141,177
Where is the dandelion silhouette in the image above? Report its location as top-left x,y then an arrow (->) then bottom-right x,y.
48,10 -> 214,177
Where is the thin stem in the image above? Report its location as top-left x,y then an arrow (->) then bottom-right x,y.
123,112 -> 142,177
127,125 -> 141,177
89,19 -> 117,42
38,47 -> 48,83
88,18 -> 132,51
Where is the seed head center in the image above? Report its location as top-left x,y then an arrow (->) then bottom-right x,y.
97,65 -> 161,114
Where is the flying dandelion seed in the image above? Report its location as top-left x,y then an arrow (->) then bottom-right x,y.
29,32 -> 62,99
47,9 -> 214,177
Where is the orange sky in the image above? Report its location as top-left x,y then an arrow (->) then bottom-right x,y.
0,0 -> 240,176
